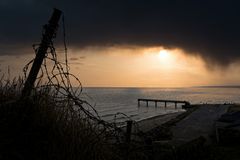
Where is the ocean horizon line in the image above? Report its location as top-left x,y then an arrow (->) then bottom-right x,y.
83,85 -> 240,89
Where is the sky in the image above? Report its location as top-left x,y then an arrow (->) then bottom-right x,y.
1,0 -> 240,87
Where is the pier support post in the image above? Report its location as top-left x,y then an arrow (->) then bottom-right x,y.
165,102 -> 167,108
146,101 -> 149,107
138,100 -> 140,107
175,102 -> 177,109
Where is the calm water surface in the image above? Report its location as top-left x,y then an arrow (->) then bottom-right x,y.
81,87 -> 240,123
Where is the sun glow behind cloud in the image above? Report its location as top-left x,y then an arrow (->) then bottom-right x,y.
157,49 -> 174,68
158,49 -> 170,60
2,46 -> 240,87
66,46 -> 228,87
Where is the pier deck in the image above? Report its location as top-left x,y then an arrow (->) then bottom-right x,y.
138,98 -> 190,109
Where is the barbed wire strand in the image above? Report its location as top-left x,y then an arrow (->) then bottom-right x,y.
22,14 -> 147,149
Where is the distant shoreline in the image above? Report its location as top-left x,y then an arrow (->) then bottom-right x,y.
194,85 -> 240,88
83,86 -> 240,89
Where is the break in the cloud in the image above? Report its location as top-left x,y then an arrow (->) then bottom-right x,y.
1,0 -> 240,66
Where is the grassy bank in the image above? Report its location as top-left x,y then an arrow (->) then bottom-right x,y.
0,79 -> 120,160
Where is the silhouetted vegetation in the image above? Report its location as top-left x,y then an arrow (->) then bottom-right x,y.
0,78 -> 121,160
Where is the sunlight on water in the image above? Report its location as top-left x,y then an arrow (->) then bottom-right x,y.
82,87 -> 240,123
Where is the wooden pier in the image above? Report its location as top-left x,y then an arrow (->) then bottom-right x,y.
138,99 -> 190,109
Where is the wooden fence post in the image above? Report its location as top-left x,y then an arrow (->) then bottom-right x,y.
126,120 -> 133,143
22,8 -> 62,97
125,120 -> 133,160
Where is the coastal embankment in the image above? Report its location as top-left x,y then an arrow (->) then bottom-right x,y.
134,103 -> 240,160
136,104 -> 231,143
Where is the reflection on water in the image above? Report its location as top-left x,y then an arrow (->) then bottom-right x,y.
81,87 -> 240,122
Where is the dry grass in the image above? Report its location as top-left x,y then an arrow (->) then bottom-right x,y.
0,77 -> 121,160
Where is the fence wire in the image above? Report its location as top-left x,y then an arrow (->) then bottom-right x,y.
22,15 -> 146,147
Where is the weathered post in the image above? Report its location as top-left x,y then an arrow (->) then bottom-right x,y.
125,120 -> 133,160
22,8 -> 62,97
126,120 -> 133,143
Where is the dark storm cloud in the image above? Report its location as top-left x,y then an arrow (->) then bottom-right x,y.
1,0 -> 240,66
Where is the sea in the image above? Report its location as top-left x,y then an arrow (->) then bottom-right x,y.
81,87 -> 240,123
